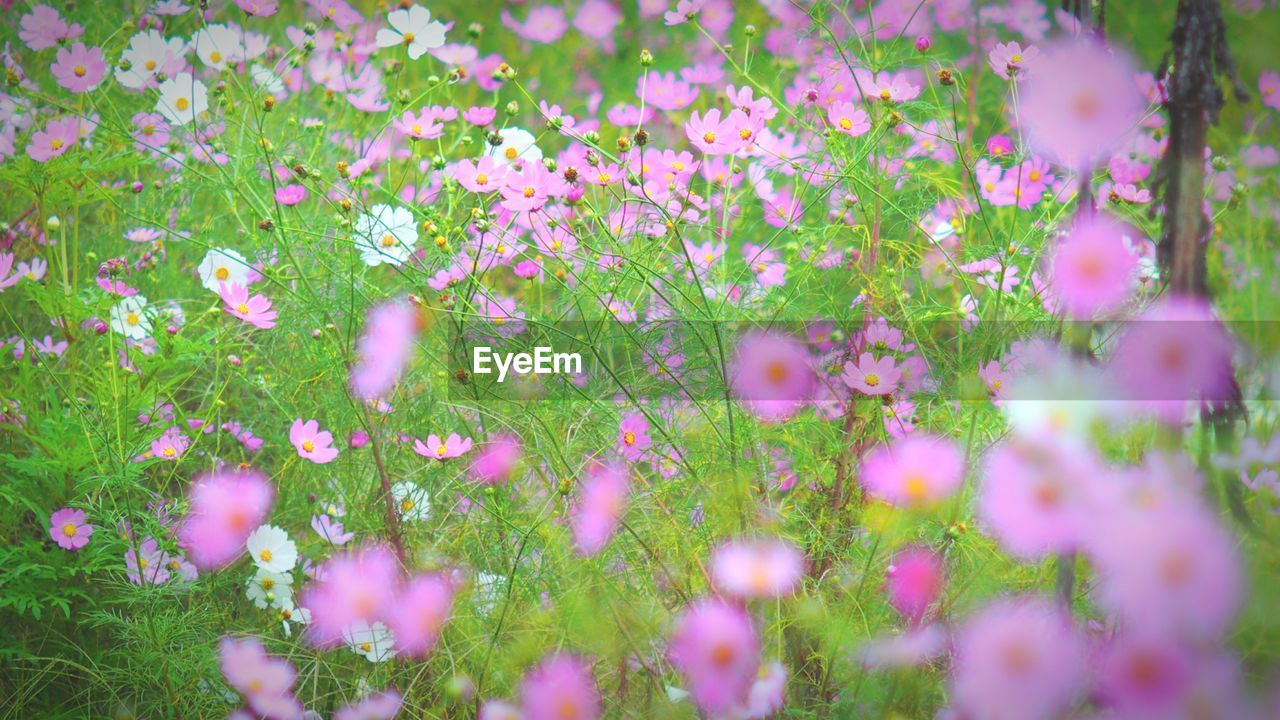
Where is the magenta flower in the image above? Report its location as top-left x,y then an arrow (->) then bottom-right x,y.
273,184 -> 308,206
150,426 -> 190,461
467,434 -> 522,485
334,690 -> 403,720
219,283 -> 278,330
290,418 -> 339,464
19,5 -> 83,51
49,507 -> 93,550
393,108 -> 445,140
51,42 -> 106,93
1047,212 -> 1139,319
668,598 -> 761,715
387,572 -> 455,658
884,546 -> 944,624
842,352 -> 901,396
220,636 -> 304,719
177,467 -> 274,569
570,460 -> 630,557
311,513 -> 354,545
1260,71 -> 1280,111
454,156 -> 511,193
350,298 -> 420,401
860,434 -> 965,507
26,117 -> 80,163
616,412 -> 651,462
126,536 -> 171,585
300,544 -> 400,647
413,432 -> 473,460
519,653 -> 601,720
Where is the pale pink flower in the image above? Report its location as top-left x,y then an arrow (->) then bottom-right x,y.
290,418 -> 339,464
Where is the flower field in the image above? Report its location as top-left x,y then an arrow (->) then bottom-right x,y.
3,0 -> 1280,718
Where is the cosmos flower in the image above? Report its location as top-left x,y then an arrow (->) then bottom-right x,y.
350,298 -> 419,401
178,467 -> 274,570
949,597 -> 1086,720
301,544 -> 400,648
519,653 -> 601,720
109,295 -> 153,340
842,352 -> 902,396
468,434 -> 522,485
1047,212 -> 1140,319
375,4 -> 448,60
246,525 -> 298,574
49,507 -> 93,551
50,42 -> 106,93
290,418 -> 340,464
711,539 -> 804,599
729,331 -> 814,423
884,546 -> 945,624
413,433 -> 473,460
198,248 -> 253,293
859,435 -> 965,508
219,283 -> 278,329
570,460 -> 630,557
155,73 -> 209,126
391,481 -> 431,521
668,598 -> 761,715
616,412 -> 652,462
386,573 -> 454,658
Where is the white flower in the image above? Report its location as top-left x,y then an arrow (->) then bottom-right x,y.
344,620 -> 397,662
246,524 -> 298,573
391,481 -> 430,521
156,73 -> 209,126
246,568 -> 293,609
278,602 -> 310,638
251,64 -> 285,96
375,4 -> 447,60
191,24 -> 244,70
197,248 -> 252,292
109,295 -> 153,340
116,30 -> 186,90
483,126 -> 542,168
353,204 -> 418,267
472,571 -> 504,616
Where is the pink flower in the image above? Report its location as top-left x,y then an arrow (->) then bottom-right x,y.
220,636 -> 303,718
827,101 -> 871,137
860,434 -> 965,507
393,108 -> 445,140
273,184 -> 308,206
350,298 -> 419,401
1260,71 -> 1280,112
387,572 -> 454,658
987,41 -> 1039,79
728,331 -> 814,423
1108,295 -> 1236,422
233,0 -> 280,16
463,106 -> 497,126
468,434 -> 522,484
501,5 -> 568,44
19,5 -> 83,51
884,546 -> 944,623
49,507 -> 93,550
950,597 -> 1086,720
51,42 -> 106,93
150,425 -> 190,460
413,433 -> 473,460
26,116 -> 80,163
1047,212 -> 1139,319
177,467 -> 274,569
519,654 -> 601,720
571,460 -> 630,557
711,539 -> 804,599
686,108 -> 733,154
664,0 -> 705,25
300,544 -> 400,647
290,418 -> 339,464
979,438 -> 1106,560
842,352 -> 902,396
1018,38 -> 1144,169
1098,632 -> 1196,714
616,412 -> 651,462
668,598 -> 761,715
311,514 -> 354,545
220,283 -> 278,329
126,536 -> 171,585
454,156 -> 511,193
638,71 -> 699,111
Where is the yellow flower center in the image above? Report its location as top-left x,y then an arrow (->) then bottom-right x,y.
125,312 -> 140,326
62,522 -> 78,537
210,51 -> 222,63
401,498 -> 414,512
302,440 -> 315,452
476,173 -> 489,185
215,267 -> 230,280
879,89 -> 891,100
50,138 -> 65,150
145,60 -> 157,71
739,128 -> 752,140
380,233 -> 396,247
504,147 -> 518,160
73,65 -> 87,77
262,577 -> 275,590
905,474 -> 928,502
435,444 -> 447,456
142,125 -> 155,135
838,117 -> 853,130
175,97 -> 190,111
702,131 -> 716,144
1011,53 -> 1022,63
863,373 -> 880,387
412,123 -> 422,135
259,549 -> 273,562
623,431 -> 636,446
162,447 -> 176,458
402,32 -> 416,44
522,187 -> 536,198
597,172 -> 612,183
